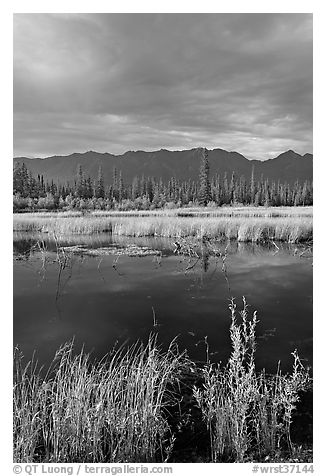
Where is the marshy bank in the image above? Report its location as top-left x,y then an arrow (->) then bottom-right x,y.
13,206 -> 313,243
13,300 -> 312,464
13,213 -> 313,463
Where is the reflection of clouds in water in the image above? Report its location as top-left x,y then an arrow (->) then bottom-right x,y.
289,337 -> 313,346
229,254 -> 298,270
14,239 -> 313,372
229,259 -> 312,290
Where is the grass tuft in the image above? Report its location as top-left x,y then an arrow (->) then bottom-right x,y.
13,301 -> 312,463
13,335 -> 186,463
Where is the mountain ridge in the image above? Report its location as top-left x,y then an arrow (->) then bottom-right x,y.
13,148 -> 313,186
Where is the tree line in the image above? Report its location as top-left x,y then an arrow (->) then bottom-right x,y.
13,150 -> 313,211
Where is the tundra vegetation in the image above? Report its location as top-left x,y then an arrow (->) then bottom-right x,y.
13,149 -> 312,213
13,150 -> 313,243
13,150 -> 313,463
13,299 -> 311,464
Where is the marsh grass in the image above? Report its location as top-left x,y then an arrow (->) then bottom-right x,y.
13,336 -> 186,463
14,206 -> 313,218
13,207 -> 313,243
193,299 -> 311,462
14,302 -> 311,463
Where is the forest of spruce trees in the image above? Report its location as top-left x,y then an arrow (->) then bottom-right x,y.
13,151 -> 313,212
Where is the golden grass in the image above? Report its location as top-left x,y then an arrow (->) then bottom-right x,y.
13,335 -> 185,463
13,208 -> 313,243
14,206 -> 313,218
14,301 -> 311,463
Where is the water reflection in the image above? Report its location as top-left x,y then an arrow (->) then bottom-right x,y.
13,232 -> 313,374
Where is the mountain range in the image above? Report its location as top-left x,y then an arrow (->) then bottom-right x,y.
13,148 -> 313,186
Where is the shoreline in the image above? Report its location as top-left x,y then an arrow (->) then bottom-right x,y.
13,207 -> 313,243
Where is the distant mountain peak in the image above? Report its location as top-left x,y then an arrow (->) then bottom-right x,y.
277,149 -> 299,158
13,147 -> 312,186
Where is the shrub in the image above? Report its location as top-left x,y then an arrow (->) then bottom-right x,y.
194,298 -> 311,462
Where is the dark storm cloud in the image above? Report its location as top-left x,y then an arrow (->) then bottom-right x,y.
13,13 -> 312,159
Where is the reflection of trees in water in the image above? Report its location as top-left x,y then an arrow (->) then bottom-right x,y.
15,237 -> 78,319
171,239 -> 233,300
54,250 -> 74,303
14,238 -> 49,262
14,235 -> 312,326
201,250 -> 209,273
179,240 -> 313,293
14,238 -> 56,282
13,238 -> 36,257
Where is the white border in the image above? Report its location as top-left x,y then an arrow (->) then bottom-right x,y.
3,3 -> 323,474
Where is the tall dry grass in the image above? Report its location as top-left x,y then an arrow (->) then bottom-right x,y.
13,336 -> 186,463
14,303 -> 311,463
13,209 -> 312,243
14,206 -> 313,218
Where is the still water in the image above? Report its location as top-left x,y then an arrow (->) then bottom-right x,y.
13,233 -> 313,373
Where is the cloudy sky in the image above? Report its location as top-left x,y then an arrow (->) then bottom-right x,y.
13,13 -> 312,160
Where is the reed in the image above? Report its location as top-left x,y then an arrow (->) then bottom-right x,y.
13,209 -> 312,243
13,336 -> 186,463
13,303 -> 311,463
14,206 -> 313,218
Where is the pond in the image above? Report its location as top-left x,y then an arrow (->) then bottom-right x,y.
13,232 -> 313,374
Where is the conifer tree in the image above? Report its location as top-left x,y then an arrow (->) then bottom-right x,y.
95,166 -> 105,198
13,163 -> 23,195
76,164 -> 85,198
198,148 -> 211,206
132,176 -> 140,200
250,166 -> 255,204
118,170 -> 124,202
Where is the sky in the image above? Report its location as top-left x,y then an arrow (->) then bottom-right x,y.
13,13 -> 313,160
